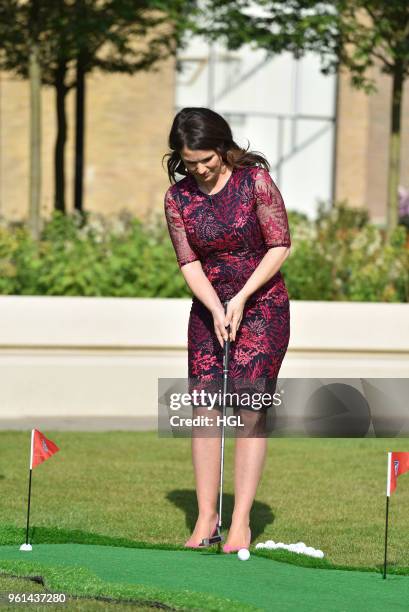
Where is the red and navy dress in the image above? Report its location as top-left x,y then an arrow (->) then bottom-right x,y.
164,164 -> 291,410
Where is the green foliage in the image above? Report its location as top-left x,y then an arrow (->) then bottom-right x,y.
0,205 -> 407,301
0,210 -> 190,298
0,1 -> 199,83
197,1 -> 409,90
283,202 -> 409,302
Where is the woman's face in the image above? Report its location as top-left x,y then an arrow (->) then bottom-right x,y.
180,146 -> 223,183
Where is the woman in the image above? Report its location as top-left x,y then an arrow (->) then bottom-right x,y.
163,107 -> 291,552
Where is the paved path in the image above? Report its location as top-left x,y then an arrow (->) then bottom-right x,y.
0,417 -> 156,431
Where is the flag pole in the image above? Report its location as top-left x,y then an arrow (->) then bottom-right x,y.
25,468 -> 33,545
383,496 -> 389,579
383,452 -> 392,579
20,429 -> 34,551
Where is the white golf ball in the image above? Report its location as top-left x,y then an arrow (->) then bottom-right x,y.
238,548 -> 250,561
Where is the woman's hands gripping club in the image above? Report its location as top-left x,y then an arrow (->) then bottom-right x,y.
212,293 -> 246,348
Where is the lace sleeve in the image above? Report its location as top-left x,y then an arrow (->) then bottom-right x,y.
253,167 -> 291,248
164,187 -> 200,268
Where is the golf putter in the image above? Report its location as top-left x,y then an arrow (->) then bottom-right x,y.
201,299 -> 231,548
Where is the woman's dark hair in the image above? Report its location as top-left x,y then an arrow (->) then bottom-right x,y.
162,107 -> 270,184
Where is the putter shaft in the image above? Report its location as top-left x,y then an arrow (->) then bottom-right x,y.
200,300 -> 230,548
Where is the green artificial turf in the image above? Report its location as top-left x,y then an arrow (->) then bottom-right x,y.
0,543 -> 408,612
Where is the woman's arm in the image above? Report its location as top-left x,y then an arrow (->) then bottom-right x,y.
164,188 -> 228,346
181,261 -> 229,347
180,260 -> 223,316
226,247 -> 290,341
226,168 -> 292,341
237,245 -> 291,302
239,166 -> 291,301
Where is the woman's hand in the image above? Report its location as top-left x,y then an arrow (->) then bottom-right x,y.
212,305 -> 229,348
212,293 -> 246,347
225,293 -> 246,342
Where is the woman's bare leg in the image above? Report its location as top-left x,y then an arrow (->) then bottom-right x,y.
224,411 -> 268,548
185,408 -> 221,545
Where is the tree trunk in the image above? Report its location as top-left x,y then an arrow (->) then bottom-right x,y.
54,60 -> 67,213
386,62 -> 403,238
28,41 -> 41,239
74,53 -> 86,214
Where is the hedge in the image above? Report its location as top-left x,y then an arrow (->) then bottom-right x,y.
0,203 -> 407,302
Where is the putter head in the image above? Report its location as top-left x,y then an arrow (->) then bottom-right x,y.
200,530 -> 224,547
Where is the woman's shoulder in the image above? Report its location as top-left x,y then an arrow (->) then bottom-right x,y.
236,164 -> 271,185
164,176 -> 191,207
245,165 -> 277,192
165,175 -> 192,199
245,164 -> 271,179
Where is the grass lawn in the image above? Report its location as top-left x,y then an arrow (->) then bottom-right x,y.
1,432 -> 409,567
0,574 -> 150,611
0,432 -> 408,609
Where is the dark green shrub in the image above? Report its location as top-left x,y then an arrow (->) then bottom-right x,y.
282,202 -> 408,302
0,203 -> 407,302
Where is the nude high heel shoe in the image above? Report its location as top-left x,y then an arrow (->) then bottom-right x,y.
184,514 -> 220,549
222,526 -> 251,553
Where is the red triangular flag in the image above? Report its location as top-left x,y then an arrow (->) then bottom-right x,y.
30,429 -> 59,469
387,452 -> 409,496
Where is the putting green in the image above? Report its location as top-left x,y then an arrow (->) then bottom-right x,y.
0,544 -> 408,611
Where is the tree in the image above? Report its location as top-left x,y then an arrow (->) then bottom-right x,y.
0,1 -> 199,217
69,0 -> 198,214
193,0 -> 409,237
0,0 -> 48,238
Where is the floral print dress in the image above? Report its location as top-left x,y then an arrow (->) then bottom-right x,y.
164,164 -> 291,410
